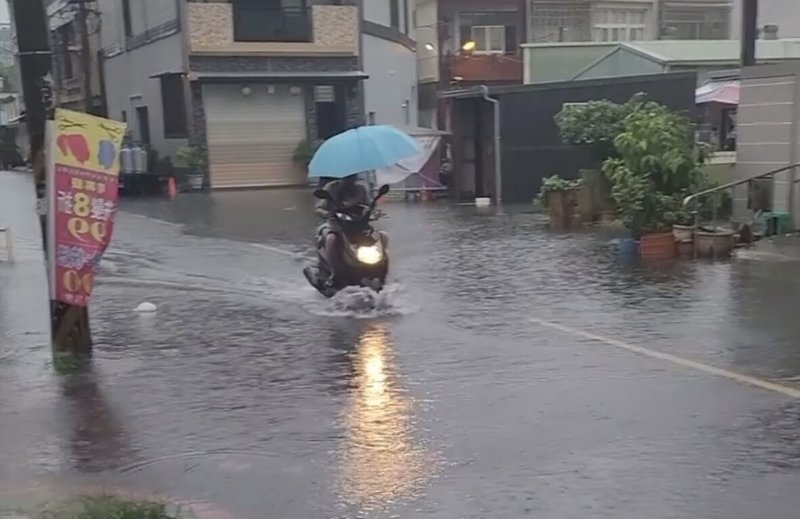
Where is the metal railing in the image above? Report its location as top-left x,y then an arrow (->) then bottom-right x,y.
233,6 -> 312,43
682,163 -> 800,258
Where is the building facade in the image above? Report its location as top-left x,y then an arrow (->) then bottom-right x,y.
525,0 -> 800,45
363,0 -> 418,127
48,0 -> 106,115
415,0 -> 526,129
98,0 -> 415,189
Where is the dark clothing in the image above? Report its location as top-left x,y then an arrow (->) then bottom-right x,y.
315,179 -> 370,220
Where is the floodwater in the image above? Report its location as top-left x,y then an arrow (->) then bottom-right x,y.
3,189 -> 800,518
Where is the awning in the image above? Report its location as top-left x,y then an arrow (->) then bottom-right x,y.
696,79 -> 740,105
190,70 -> 369,82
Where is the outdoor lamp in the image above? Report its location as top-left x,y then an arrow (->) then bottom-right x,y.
424,42 -> 436,51
462,40 -> 476,52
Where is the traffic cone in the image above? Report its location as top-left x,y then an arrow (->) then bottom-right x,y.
167,176 -> 177,199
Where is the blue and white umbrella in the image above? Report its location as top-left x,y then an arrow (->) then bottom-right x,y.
308,125 -> 420,178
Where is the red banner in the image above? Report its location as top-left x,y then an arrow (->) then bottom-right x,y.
48,109 -> 127,306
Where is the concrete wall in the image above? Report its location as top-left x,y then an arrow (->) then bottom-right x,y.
363,0 -> 417,127
363,36 -> 418,126
735,63 -> 800,226
415,0 -> 438,84
99,0 -> 186,157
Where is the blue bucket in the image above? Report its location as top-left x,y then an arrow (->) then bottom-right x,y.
619,238 -> 638,258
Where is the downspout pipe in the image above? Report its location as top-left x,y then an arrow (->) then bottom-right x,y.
479,85 -> 502,205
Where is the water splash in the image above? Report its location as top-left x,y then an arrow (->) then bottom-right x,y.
305,284 -> 420,319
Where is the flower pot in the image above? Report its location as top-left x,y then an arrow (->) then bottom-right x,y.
547,190 -> 577,229
695,229 -> 735,258
672,224 -> 694,242
187,174 -> 204,191
639,232 -> 676,260
676,239 -> 694,259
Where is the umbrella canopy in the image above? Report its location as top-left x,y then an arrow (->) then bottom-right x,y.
308,125 -> 420,178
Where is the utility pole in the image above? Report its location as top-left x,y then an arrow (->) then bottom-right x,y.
11,0 -> 93,355
741,0 -> 758,67
10,0 -> 52,187
75,0 -> 94,113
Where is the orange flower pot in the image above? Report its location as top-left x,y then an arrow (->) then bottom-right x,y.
639,232 -> 676,260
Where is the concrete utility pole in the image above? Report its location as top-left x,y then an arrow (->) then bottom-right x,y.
10,0 -> 51,186
741,0 -> 758,67
75,0 -> 94,112
11,0 -> 93,355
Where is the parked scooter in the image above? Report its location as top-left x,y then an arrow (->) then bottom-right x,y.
303,184 -> 390,298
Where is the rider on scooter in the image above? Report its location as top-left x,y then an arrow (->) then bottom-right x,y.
314,174 -> 387,287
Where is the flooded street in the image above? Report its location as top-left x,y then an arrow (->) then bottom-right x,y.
3,189 -> 800,518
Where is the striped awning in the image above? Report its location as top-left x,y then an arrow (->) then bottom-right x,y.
696,79 -> 740,105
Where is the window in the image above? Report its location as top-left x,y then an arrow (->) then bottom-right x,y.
121,0 -> 133,37
458,11 -> 518,54
55,24 -> 75,79
390,0 -> 400,30
233,0 -> 311,42
402,0 -> 409,35
592,7 -> 647,42
660,5 -> 730,39
160,74 -> 188,138
471,25 -> 506,53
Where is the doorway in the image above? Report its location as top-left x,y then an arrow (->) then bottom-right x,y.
135,106 -> 151,146
315,85 -> 346,139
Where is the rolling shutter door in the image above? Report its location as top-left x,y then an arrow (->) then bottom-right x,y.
203,84 -> 306,188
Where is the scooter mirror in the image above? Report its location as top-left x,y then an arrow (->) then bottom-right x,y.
377,184 -> 390,197
313,188 -> 332,200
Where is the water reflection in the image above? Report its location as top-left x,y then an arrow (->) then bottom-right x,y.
337,324 -> 428,510
58,365 -> 132,473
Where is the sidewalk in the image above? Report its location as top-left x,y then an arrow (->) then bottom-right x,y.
736,234 -> 800,262
0,170 -> 51,350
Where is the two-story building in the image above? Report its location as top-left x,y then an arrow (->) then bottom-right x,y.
48,0 -> 107,115
99,0 -> 366,189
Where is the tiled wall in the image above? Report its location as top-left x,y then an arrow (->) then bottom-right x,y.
187,2 -> 358,55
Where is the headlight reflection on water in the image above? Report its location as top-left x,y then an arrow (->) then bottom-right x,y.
337,325 -> 431,510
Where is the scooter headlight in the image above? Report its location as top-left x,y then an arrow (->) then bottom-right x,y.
356,245 -> 383,265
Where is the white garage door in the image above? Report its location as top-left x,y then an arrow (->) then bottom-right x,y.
203,84 -> 306,188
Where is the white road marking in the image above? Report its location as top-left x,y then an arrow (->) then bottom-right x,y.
250,242 -> 302,258
528,317 -> 800,399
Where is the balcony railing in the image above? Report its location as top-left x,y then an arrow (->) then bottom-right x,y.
446,53 -> 523,84
233,6 -> 312,43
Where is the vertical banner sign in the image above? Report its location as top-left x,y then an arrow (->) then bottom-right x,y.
47,109 -> 126,306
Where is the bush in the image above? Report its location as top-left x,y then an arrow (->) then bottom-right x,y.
555,98 -> 639,160
293,139 -> 321,169
39,496 -> 181,519
175,145 -> 204,173
536,174 -> 583,206
602,101 -> 708,237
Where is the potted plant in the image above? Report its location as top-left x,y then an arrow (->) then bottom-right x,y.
537,174 -> 583,229
176,145 -> 205,191
602,101 -> 707,259
293,139 -> 322,172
